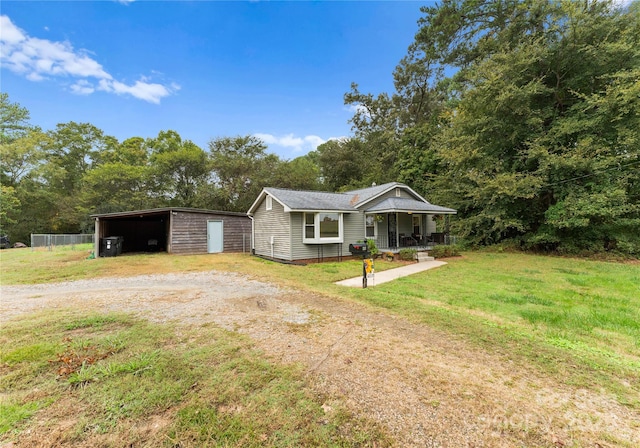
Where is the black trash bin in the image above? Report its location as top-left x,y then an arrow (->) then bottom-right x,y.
101,236 -> 123,257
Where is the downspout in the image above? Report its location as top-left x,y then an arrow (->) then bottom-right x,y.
248,215 -> 254,255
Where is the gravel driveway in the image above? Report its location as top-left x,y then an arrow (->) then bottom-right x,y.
2,271 -> 638,447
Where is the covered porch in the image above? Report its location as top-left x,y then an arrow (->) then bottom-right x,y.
363,197 -> 457,252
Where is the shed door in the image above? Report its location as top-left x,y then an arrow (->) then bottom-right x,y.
207,220 -> 224,253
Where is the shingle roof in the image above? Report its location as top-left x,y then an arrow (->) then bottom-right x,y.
343,182 -> 402,206
365,197 -> 457,214
263,187 -> 357,211
251,182 -> 457,214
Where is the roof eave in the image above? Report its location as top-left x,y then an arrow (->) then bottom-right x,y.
248,188 -> 289,215
354,183 -> 429,208
287,208 -> 359,214
365,208 -> 457,215
247,189 -> 268,215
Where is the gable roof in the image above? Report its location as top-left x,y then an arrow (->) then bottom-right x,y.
343,182 -> 402,205
344,182 -> 428,208
247,182 -> 456,215
261,187 -> 357,212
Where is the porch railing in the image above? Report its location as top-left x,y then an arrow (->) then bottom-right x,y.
370,233 -> 457,250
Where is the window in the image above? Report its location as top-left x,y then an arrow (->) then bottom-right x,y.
266,195 -> 272,211
395,188 -> 401,197
305,213 -> 315,239
365,215 -> 375,238
303,212 -> 343,243
319,213 -> 339,238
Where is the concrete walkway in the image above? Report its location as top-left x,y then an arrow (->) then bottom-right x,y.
335,260 -> 447,288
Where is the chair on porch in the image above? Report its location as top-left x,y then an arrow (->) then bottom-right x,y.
400,233 -> 418,247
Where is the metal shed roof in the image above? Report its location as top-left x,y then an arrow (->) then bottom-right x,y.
91,207 -> 247,219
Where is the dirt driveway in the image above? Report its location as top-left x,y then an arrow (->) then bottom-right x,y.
1,271 -> 638,447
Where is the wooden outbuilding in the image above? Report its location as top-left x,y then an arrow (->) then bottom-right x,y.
92,208 -> 251,256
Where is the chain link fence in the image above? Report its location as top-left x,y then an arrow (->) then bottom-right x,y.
31,234 -> 95,250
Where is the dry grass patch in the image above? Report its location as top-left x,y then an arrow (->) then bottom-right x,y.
1,310 -> 389,447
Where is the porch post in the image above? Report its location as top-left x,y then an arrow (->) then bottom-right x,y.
395,212 -> 399,247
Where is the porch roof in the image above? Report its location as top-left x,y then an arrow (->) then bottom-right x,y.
364,197 -> 457,214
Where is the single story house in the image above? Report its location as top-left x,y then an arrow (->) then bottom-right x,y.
247,182 -> 456,262
92,208 -> 251,256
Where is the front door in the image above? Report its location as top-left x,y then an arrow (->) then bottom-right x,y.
207,220 -> 223,253
387,213 -> 397,248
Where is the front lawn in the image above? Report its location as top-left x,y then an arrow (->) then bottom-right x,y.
2,249 -> 639,408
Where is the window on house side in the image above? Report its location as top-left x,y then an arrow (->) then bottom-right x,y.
365,215 -> 375,238
266,196 -> 272,211
303,212 -> 343,243
305,213 -> 315,239
319,213 -> 339,238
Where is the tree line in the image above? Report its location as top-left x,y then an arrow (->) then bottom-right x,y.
2,0 -> 638,255
0,96 -> 328,244
336,0 -> 639,255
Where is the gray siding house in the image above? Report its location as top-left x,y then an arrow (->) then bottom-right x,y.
247,182 -> 456,262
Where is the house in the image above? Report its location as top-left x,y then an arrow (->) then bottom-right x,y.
92,208 -> 251,256
247,182 -> 456,262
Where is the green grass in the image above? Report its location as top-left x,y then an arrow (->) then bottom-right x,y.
1,249 -> 639,411
236,252 -> 640,407
345,253 -> 640,405
0,311 -> 388,446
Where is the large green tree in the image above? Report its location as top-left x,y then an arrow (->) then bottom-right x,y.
0,128 -> 49,187
207,135 -> 280,211
147,130 -> 209,207
0,92 -> 31,145
44,122 -> 111,193
348,0 -> 640,255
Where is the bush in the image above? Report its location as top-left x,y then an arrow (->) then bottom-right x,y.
430,245 -> 461,258
398,248 -> 417,261
366,238 -> 379,257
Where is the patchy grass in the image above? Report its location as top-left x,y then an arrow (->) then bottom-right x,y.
0,247 -> 405,285
2,250 -> 639,408
342,253 -> 640,407
0,311 -> 388,446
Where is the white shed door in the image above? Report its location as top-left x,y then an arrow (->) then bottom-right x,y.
207,220 -> 223,253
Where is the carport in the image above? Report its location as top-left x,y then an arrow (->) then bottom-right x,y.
92,208 -> 251,256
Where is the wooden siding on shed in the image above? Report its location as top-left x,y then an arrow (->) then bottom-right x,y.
171,211 -> 251,255
252,196 -> 292,260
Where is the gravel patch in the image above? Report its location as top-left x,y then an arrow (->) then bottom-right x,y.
2,271 -> 638,447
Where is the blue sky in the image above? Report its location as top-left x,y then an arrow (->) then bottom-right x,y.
1,1 -> 427,159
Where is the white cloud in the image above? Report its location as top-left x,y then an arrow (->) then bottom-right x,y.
70,79 -> 95,95
97,78 -> 180,104
254,133 -> 345,154
0,15 -> 177,104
